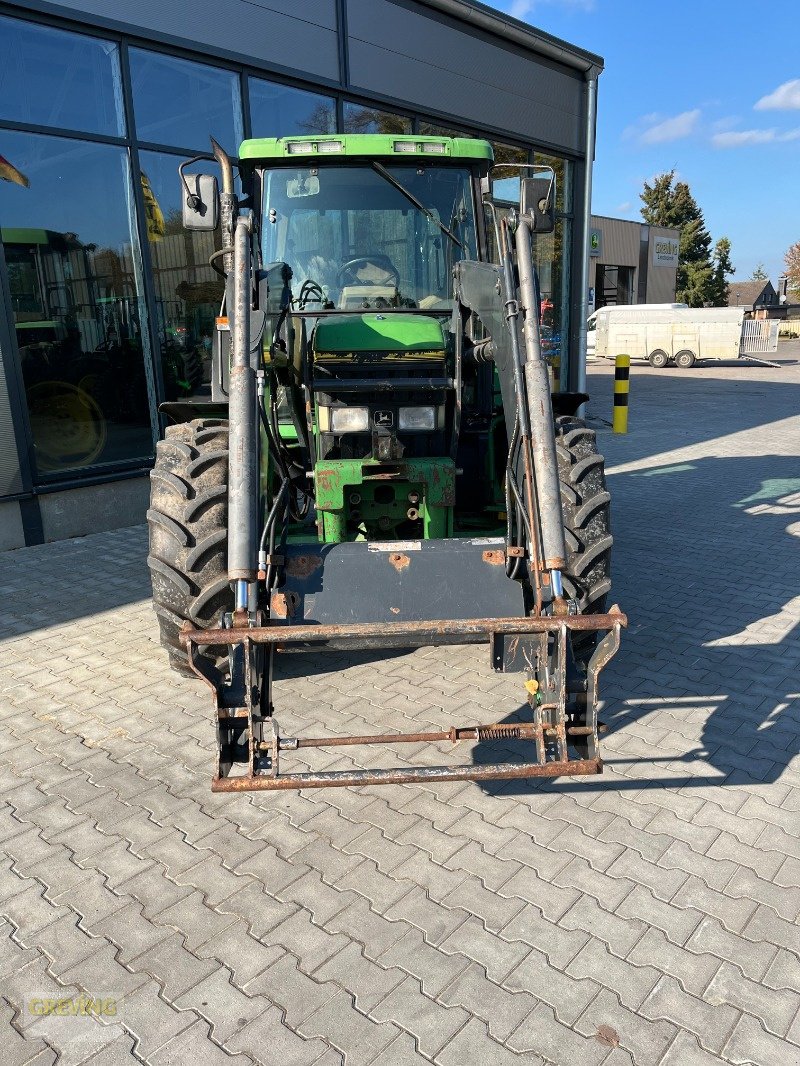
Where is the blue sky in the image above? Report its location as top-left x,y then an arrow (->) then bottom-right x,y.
492,0 -> 800,284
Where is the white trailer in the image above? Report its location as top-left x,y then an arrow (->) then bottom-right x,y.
586,304 -> 778,368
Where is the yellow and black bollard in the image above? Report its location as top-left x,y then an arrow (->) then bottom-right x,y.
613,354 -> 630,434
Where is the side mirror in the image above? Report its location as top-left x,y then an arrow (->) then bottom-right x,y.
181,172 -> 219,231
488,166 -> 556,233
520,170 -> 555,233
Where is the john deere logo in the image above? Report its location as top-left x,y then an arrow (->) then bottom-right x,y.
374,410 -> 393,428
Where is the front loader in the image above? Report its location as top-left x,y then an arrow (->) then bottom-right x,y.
148,134 -> 625,792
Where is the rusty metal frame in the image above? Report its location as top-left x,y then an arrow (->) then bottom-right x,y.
182,606 -> 626,792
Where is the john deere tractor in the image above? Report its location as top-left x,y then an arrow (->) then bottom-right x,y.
147,133 -> 625,791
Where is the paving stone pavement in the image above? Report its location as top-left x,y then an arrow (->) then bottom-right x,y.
1,345 -> 799,1065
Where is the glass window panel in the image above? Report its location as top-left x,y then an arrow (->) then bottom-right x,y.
262,164 -> 477,310
492,141 -> 528,166
0,14 -> 124,136
418,121 -> 473,138
532,155 -> 571,384
130,49 -> 242,151
0,131 -> 154,479
342,104 -> 411,135
249,78 -> 335,136
139,150 -> 225,402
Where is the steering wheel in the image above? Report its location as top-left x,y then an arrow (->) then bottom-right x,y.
336,255 -> 400,290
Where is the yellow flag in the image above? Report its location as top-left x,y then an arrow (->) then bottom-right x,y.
141,171 -> 164,242
0,153 -> 29,188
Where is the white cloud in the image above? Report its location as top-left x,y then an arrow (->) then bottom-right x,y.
638,109 -> 701,145
755,79 -> 800,111
616,201 -> 632,212
712,126 -> 800,147
713,128 -> 777,147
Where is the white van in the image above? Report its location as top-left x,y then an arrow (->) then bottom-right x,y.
586,304 -> 747,368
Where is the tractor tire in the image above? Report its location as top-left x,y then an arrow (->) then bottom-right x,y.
648,349 -> 669,369
675,349 -> 696,369
147,418 -> 232,676
554,416 -> 613,665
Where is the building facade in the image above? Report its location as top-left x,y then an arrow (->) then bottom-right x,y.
589,214 -> 680,312
0,0 -> 602,549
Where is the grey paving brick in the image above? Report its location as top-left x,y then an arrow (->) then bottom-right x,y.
503,902 -> 589,968
334,857 -> 414,914
87,902 -> 172,965
616,885 -> 702,946
671,877 -> 757,935
704,960 -> 800,1038
562,894 -> 646,959
660,1030 -> 729,1066
150,1018 -> 254,1065
606,849 -> 688,903
640,975 -> 740,1055
298,989 -> 400,1065
378,929 -> 470,998
126,931 -> 218,999
497,864 -> 581,922
725,865 -> 800,922
368,975 -> 469,1058
112,865 -> 192,921
384,885 -> 467,945
268,907 -> 350,971
567,938 -> 660,1011
441,872 -> 525,933
438,961 -> 536,1042
114,981 -> 197,1058
173,969 -> 266,1044
628,927 -> 721,996
508,1000 -> 612,1065
215,881 -> 297,939
435,1017 -> 545,1066
722,1012 -> 800,1066
314,941 -> 406,1012
763,948 -> 800,994
505,947 -> 600,1025
574,987 -> 678,1066
439,915 -> 531,984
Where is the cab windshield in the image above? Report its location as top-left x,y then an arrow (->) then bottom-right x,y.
261,163 -> 477,311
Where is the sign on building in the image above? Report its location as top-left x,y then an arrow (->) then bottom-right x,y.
652,236 -> 679,267
589,228 -> 602,256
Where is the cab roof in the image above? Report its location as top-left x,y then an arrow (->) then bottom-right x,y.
238,133 -> 493,162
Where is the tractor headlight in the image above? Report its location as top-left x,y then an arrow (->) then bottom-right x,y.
398,406 -> 436,431
331,406 -> 370,433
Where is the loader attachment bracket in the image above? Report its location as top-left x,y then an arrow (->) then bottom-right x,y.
181,606 -> 625,792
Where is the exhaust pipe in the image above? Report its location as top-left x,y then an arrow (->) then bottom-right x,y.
211,137 -> 236,275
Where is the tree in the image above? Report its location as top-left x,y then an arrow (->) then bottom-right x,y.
640,170 -> 730,306
752,262 -> 768,280
708,237 -> 735,306
785,241 -> 800,298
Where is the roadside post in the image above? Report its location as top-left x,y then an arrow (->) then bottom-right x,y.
613,354 -> 630,434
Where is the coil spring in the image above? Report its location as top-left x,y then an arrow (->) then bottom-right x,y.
477,725 -> 521,741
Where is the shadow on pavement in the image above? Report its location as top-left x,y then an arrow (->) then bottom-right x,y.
475,452 -> 800,794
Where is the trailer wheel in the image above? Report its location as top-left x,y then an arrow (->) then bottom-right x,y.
147,418 -> 232,676
648,349 -> 669,369
675,349 -> 696,369
555,416 -> 613,665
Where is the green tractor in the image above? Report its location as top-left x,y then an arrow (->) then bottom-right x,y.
147,133 -> 625,791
